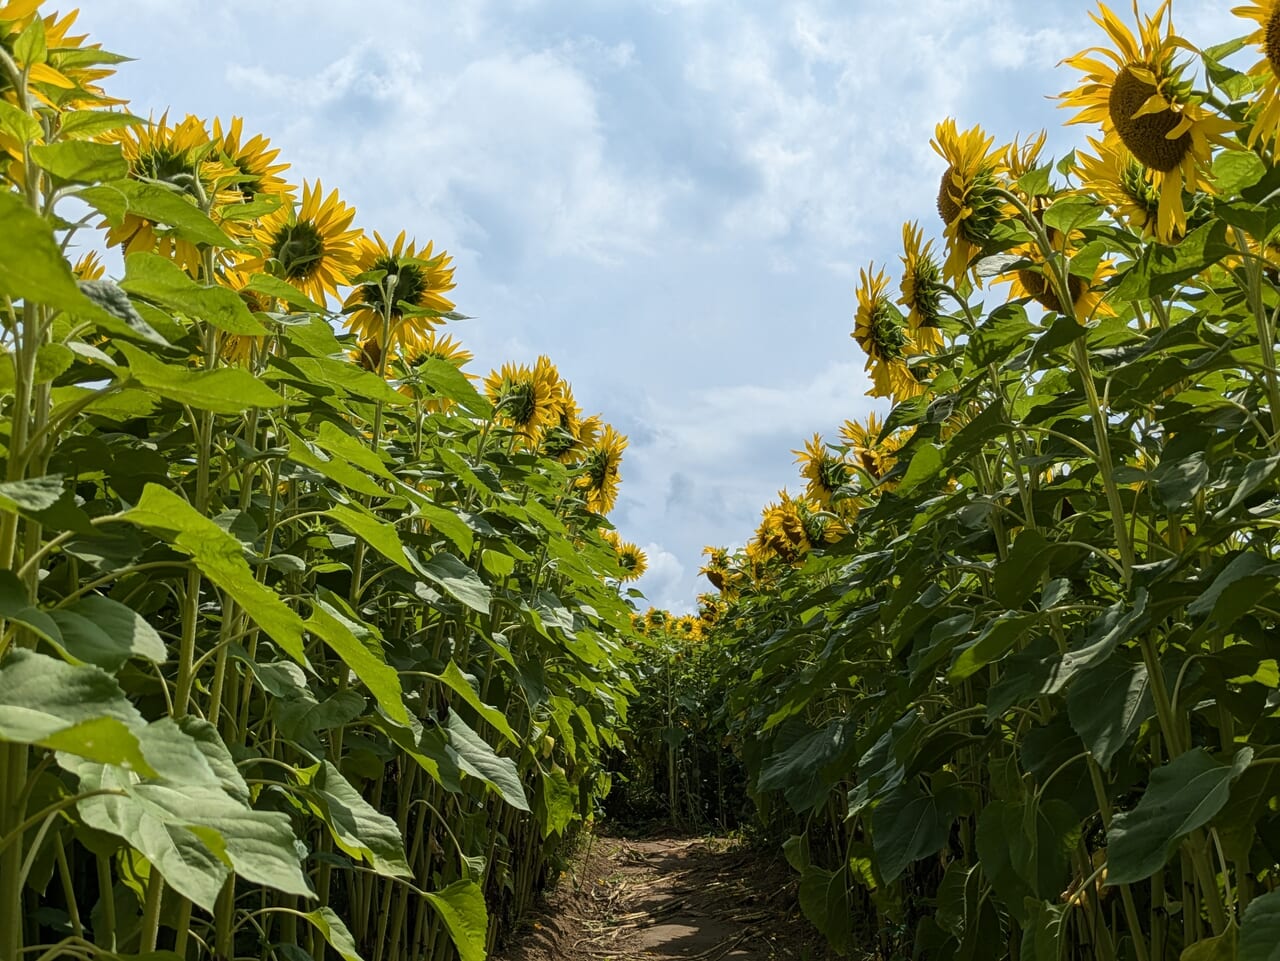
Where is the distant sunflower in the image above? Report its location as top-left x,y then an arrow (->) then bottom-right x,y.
793,433 -> 852,509
853,265 -> 924,402
1059,1 -> 1236,242
540,384 -> 601,462
699,546 -> 732,592
248,180 -> 360,305
1074,136 -> 1163,238
215,268 -> 273,366
576,424 -> 626,515
602,529 -> 648,582
898,222 -> 945,352
484,359 -> 564,440
343,230 -> 456,359
753,491 -> 830,565
932,118 -> 1010,285
1233,0 -> 1280,148
840,412 -> 905,481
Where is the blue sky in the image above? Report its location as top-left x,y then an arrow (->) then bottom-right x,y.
76,1 -> 1242,611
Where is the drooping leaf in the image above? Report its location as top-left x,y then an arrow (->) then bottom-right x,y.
119,344 -> 283,413
305,592 -> 410,727
1066,657 -> 1152,768
121,252 -> 266,334
417,552 -> 492,614
1240,889 -> 1280,961
424,879 -> 488,961
47,595 -> 167,671
444,710 -> 528,811
298,761 -> 411,878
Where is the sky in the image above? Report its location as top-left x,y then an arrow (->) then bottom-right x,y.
72,1 -> 1245,612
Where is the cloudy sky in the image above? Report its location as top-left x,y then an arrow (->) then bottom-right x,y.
75,1 -> 1243,612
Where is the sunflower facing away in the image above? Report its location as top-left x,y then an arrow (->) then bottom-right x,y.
484,357 -> 565,441
247,180 -> 361,305
1233,0 -> 1280,148
840,412 -> 906,482
601,529 -> 648,582
898,221 -> 945,352
1059,1 -> 1236,243
343,230 -> 456,359
210,117 -> 293,237
793,433 -> 853,510
1074,135 -> 1163,238
853,265 -> 924,402
932,118 -> 1010,285
576,424 -> 627,515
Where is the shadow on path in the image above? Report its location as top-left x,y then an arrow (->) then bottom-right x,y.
497,834 -> 840,961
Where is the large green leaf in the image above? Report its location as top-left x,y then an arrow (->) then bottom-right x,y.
121,252 -> 266,335
976,798 -> 1078,921
445,710 -> 528,811
1107,747 -> 1253,885
1241,889 -> 1280,961
433,660 -> 517,744
80,179 -> 236,249
30,140 -> 128,183
298,761 -> 411,878
47,595 -> 167,671
301,907 -> 366,961
119,344 -> 284,413
305,592 -> 410,727
122,484 -> 306,663
326,503 -> 411,571
1066,657 -> 1151,768
424,879 -> 488,961
417,552 -> 492,614
872,781 -> 954,883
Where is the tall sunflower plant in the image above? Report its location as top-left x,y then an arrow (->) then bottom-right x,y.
665,3 -> 1280,960
0,6 -> 644,961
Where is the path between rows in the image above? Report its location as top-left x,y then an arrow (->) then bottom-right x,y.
497,834 -> 836,961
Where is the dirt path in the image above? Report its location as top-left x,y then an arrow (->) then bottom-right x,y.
496,834 -> 836,961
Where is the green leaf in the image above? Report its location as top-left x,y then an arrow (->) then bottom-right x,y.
119,343 -> 284,413
1241,889 -> 1280,961
1153,450 -> 1209,511
30,141 -> 128,183
948,612 -> 1036,682
898,443 -> 944,494
298,761 -> 411,878
301,907 -> 367,961
1107,747 -> 1254,885
305,592 -> 410,728
0,648 -> 154,772
967,303 -> 1034,368
413,358 -> 492,417
433,661 -> 517,744
243,274 -> 326,313
976,799 -> 1078,921
872,781 -> 952,883
445,710 -> 528,811
0,101 -> 41,143
47,595 -> 167,671
326,503 -> 410,571
1182,926 -> 1240,961
314,422 -> 396,482
1189,553 -> 1280,628
122,484 -> 306,664
424,879 -> 488,961
400,488 -> 474,556
284,428 -> 385,498
1066,657 -> 1151,768
79,179 -> 236,249
994,530 -> 1052,608
1213,149 -> 1267,195
418,553 -> 492,614
1042,195 -> 1102,235
57,110 -> 145,140
537,764 -> 575,838
0,191 -> 115,320
121,252 -> 266,334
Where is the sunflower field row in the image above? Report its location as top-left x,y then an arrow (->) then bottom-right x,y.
673,3 -> 1280,959
0,4 -> 652,960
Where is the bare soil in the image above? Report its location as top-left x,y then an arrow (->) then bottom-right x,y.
494,832 -> 839,961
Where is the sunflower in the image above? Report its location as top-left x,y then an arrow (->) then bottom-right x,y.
1059,1 -> 1236,243
209,117 -> 293,236
752,491 -> 825,565
343,230 -> 455,359
484,358 -> 565,441
932,118 -> 1010,285
840,412 -> 905,482
71,250 -> 104,281
1074,135 -> 1163,238
793,433 -> 853,510
601,529 -> 647,582
1233,0 -> 1280,148
540,384 -> 602,462
699,546 -> 732,591
1,5 -> 122,107
995,235 -> 1115,321
241,180 -> 360,306
102,113 -> 234,274
674,615 -> 703,642
853,265 -> 925,402
576,424 -> 626,515
643,608 -> 668,634
898,222 -> 945,352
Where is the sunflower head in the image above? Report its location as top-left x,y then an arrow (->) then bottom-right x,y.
602,529 -> 648,582
343,230 -> 457,359
932,118 -> 1010,285
898,221 -> 945,351
699,546 -> 732,591
72,250 -> 105,281
399,332 -> 474,407
575,424 -> 626,514
1075,136 -> 1163,238
840,412 -> 906,482
1233,0 -> 1280,147
248,180 -> 361,306
793,433 -> 852,508
853,265 -> 924,401
483,359 -> 565,440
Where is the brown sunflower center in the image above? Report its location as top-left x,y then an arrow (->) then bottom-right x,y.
1108,65 -> 1190,172
937,167 -> 964,226
270,220 -> 325,281
1016,266 -> 1086,314
360,254 -> 428,317
1267,7 -> 1280,75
